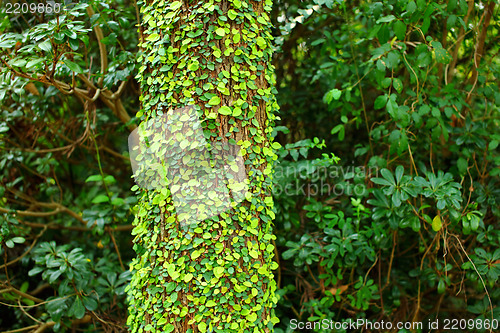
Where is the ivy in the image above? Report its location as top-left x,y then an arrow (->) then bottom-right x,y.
127,0 -> 280,331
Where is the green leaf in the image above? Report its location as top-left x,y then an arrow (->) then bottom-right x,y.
393,21 -> 406,40
49,270 -> 62,283
170,1 -> 182,10
432,215 -> 442,232
247,312 -> 258,322
146,33 -> 160,42
218,106 -> 231,115
198,322 -> 208,332
167,265 -> 180,280
104,175 -> 116,185
324,88 -> 341,104
331,88 -> 342,100
228,9 -> 238,20
271,142 -> 282,150
191,250 -> 201,260
213,266 -> 224,278
371,177 -> 393,186
86,174 -> 103,182
407,0 -> 417,13
376,15 -> 396,24
395,165 -> 404,184
256,37 -> 266,49
232,107 -> 242,117
208,96 -> 221,106
380,168 -> 395,185
70,296 -> 86,319
11,237 -> 25,244
470,214 -> 480,231
249,249 -> 259,259
92,195 -> 109,204
0,39 -> 16,48
26,58 -> 44,69
82,296 -> 98,311
431,41 -> 452,64
374,95 -> 388,109
63,60 -> 83,74
381,77 -> 392,88
184,273 -> 194,282
437,279 -> 445,294
28,266 -> 44,276
38,41 -> 52,52
457,157 -> 467,175
392,78 -> 403,93
215,28 -> 225,37
10,59 -> 26,68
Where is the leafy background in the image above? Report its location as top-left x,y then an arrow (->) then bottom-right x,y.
0,0 -> 498,332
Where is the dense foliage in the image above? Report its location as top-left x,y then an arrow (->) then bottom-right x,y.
271,0 -> 499,331
0,0 -> 498,332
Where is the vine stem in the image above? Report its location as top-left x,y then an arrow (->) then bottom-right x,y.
451,234 -> 494,333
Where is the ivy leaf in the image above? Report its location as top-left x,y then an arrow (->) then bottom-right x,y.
256,37 -> 266,49
232,107 -> 242,117
247,312 -> 258,322
170,1 -> 182,10
198,322 -> 208,332
215,28 -> 225,37
218,106 -> 231,115
184,273 -> 193,282
271,142 -> 282,150
228,10 -> 238,20
208,96 -> 221,106
191,250 -> 201,260
213,266 -> 224,278
146,33 -> 160,42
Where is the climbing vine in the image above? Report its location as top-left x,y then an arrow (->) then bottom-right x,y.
126,0 -> 280,332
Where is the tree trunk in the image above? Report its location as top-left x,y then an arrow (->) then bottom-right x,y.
126,0 -> 280,332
